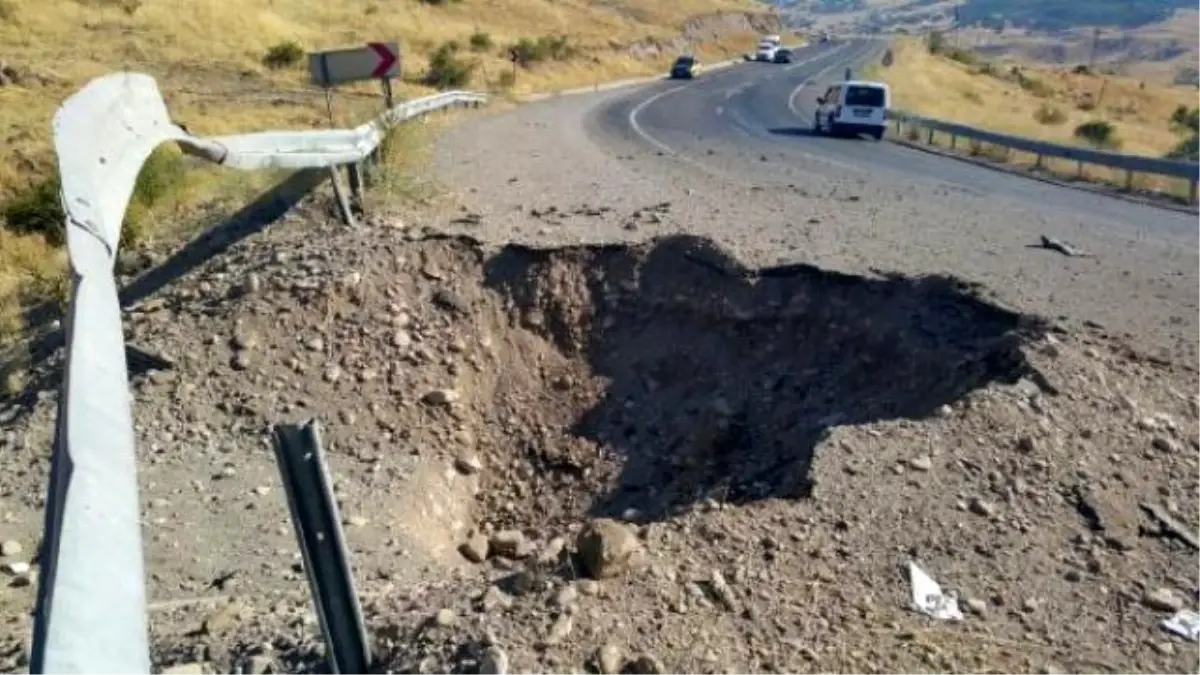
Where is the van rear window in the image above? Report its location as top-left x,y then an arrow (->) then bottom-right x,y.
845,86 -> 885,107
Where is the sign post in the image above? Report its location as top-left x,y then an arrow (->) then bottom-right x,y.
307,41 -> 402,209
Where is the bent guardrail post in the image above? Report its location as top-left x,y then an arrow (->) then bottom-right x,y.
272,420 -> 370,674
31,72 -> 188,675
34,74 -> 488,671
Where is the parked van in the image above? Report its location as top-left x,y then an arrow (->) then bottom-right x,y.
813,80 -> 890,140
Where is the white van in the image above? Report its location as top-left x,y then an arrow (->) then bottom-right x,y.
762,34 -> 782,47
755,41 -> 778,62
813,80 -> 891,140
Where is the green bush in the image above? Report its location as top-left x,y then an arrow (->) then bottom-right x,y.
263,41 -> 304,69
1014,71 -> 1053,98
423,41 -> 474,89
1169,105 -> 1199,135
1073,120 -> 1120,149
1,175 -> 64,247
1166,136 -> 1198,161
469,30 -> 493,52
1033,104 -> 1067,125
944,47 -> 978,66
0,145 -> 187,249
509,35 -> 576,68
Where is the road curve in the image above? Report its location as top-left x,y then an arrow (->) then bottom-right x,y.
591,38 -> 1199,247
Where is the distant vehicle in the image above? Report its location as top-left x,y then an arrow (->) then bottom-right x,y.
755,41 -> 778,62
813,80 -> 891,140
669,55 -> 699,79
773,48 -> 794,64
762,34 -> 782,47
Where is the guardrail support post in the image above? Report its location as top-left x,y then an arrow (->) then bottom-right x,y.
949,134 -> 956,150
273,420 -> 372,674
328,167 -> 357,227
926,128 -> 935,145
1034,154 -> 1044,170
1124,169 -> 1134,192
347,162 -> 364,207
1190,179 -> 1198,205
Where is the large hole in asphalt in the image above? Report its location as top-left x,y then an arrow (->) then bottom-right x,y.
449,233 -> 1046,528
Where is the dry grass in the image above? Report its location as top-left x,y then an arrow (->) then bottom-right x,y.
0,0 -> 768,346
873,38 -> 1198,195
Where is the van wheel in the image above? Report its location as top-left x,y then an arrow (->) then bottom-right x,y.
871,129 -> 884,141
829,122 -> 843,138
812,115 -> 823,134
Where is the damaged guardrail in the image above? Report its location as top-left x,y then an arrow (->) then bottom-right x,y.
888,109 -> 1200,204
30,72 -> 487,674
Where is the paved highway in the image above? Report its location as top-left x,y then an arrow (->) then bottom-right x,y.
591,38 -> 1198,247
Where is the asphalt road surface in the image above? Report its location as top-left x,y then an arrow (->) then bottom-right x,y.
591,38 -> 1199,248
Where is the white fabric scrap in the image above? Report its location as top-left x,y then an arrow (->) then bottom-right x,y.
1162,609 -> 1200,642
909,561 -> 964,621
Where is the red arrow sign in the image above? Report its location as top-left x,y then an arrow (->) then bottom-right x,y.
368,42 -> 398,78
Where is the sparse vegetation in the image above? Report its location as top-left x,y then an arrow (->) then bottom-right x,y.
1,175 -> 64,247
1073,120 -> 1120,149
1033,104 -> 1067,125
469,30 -> 493,53
1169,105 -> 1199,135
262,40 -> 304,70
1167,136 -> 1199,161
423,40 -> 474,89
509,35 -> 577,68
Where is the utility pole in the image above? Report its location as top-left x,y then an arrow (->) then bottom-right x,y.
1088,26 -> 1101,69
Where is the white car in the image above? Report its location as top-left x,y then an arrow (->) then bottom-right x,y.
813,80 -> 891,140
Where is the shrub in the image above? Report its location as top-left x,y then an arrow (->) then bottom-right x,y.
496,69 -> 516,89
423,41 -> 473,89
944,47 -> 978,66
1073,120 -> 1119,149
1169,105 -> 1199,135
1,175 -> 64,247
469,30 -> 493,52
1072,64 -> 1091,75
509,35 -> 576,68
0,145 -> 187,249
1033,104 -> 1066,125
1015,72 -> 1053,98
1166,136 -> 1198,161
263,41 -> 304,69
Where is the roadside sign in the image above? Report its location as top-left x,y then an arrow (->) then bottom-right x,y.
309,42 -> 400,87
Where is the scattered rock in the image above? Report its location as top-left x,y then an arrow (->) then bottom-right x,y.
434,608 -> 457,627
969,497 -> 995,518
965,597 -> 987,616
454,452 -> 484,475
576,518 -> 640,579
1151,436 -> 1179,453
480,646 -> 509,674
543,613 -> 573,646
489,530 -> 527,559
1143,587 -> 1184,612
423,388 -> 460,406
459,535 -> 490,563
596,644 -> 624,675
243,654 -> 274,675
553,584 -> 578,607
0,540 -> 22,557
627,654 -> 665,674
908,455 -> 933,472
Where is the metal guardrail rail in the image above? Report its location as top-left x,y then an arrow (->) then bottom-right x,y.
888,109 -> 1200,202
30,71 -> 487,674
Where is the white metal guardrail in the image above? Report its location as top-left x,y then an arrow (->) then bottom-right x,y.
888,109 -> 1200,203
30,72 -> 487,674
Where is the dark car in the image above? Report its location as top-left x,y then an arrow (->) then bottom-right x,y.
670,55 -> 698,79
773,48 -> 794,64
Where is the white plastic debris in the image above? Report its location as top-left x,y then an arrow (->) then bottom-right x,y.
909,561 -> 963,621
1161,609 -> 1200,642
